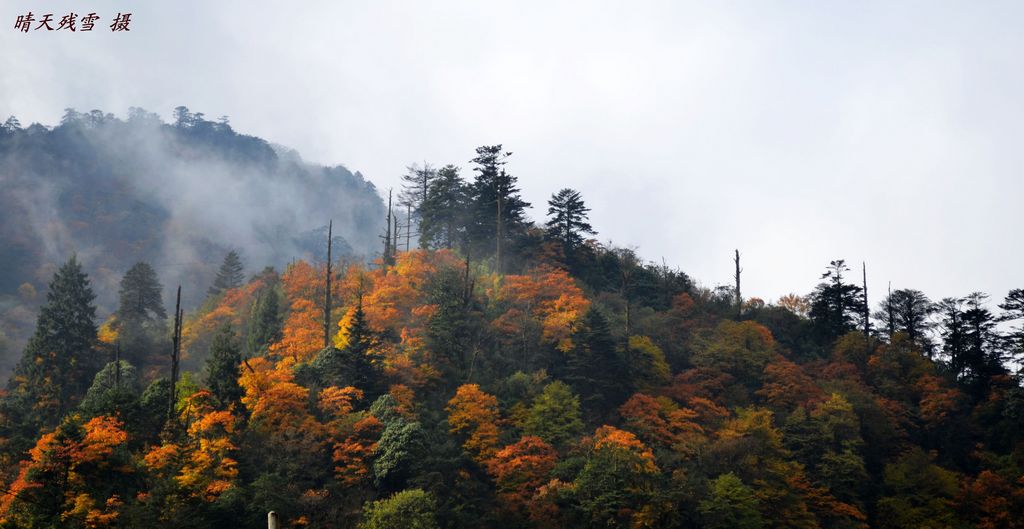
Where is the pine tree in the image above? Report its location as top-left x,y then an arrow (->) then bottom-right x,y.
116,262 -> 166,325
468,145 -> 530,272
79,359 -> 140,418
204,324 -> 244,409
6,256 -> 99,431
564,307 -> 628,418
399,163 -> 438,244
875,289 -> 935,354
998,289 -> 1024,368
545,188 -> 596,267
420,164 -> 470,250
959,293 -> 1004,398
342,298 -> 382,397
312,297 -> 382,398
208,250 -> 245,296
247,284 -> 282,356
809,260 -> 864,345
937,297 -> 968,372
115,262 -> 168,370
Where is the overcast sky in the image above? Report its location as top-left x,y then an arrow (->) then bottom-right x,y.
3,1 -> 1022,305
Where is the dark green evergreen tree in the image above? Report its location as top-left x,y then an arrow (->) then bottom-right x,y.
205,324 -> 244,409
115,262 -> 168,369
247,284 -> 282,356
937,297 -> 967,370
545,188 -> 596,266
399,162 -> 438,236
419,164 -> 470,250
209,250 -> 245,296
959,293 -> 1004,399
341,298 -> 382,396
998,289 -> 1024,367
809,260 -> 864,346
875,288 -> 934,355
7,256 -> 99,430
468,145 -> 530,271
563,307 -> 629,419
79,359 -> 140,419
311,298 -> 382,398
115,262 -> 166,325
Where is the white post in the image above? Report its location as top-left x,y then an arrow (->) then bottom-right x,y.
268,511 -> 279,529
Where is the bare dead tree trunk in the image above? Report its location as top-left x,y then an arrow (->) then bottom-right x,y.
887,281 -> 895,339
393,211 -> 399,258
734,250 -> 742,319
463,253 -> 472,305
406,203 -> 412,252
324,220 -> 333,350
384,190 -> 393,265
496,193 -> 504,275
114,341 -> 121,389
862,262 -> 870,339
168,286 -> 182,422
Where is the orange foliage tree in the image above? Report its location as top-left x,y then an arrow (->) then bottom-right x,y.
619,393 -> 705,458
491,266 -> 590,354
485,436 -> 558,519
1,415 -> 129,527
447,384 -> 501,463
757,357 -> 825,411
270,260 -> 346,363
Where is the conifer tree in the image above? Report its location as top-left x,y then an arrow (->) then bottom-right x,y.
545,188 -> 595,267
420,165 -> 469,250
809,260 -> 864,345
114,262 -> 168,368
116,262 -> 166,326
7,256 -> 99,430
468,145 -> 530,272
564,307 -> 629,417
875,288 -> 935,354
959,293 -> 1004,398
205,324 -> 244,409
247,284 -> 282,356
937,297 -> 968,371
342,298 -> 382,397
208,250 -> 245,296
399,163 -> 438,245
998,289 -> 1024,367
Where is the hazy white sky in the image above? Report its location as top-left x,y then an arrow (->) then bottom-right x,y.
2,1 -> 1022,304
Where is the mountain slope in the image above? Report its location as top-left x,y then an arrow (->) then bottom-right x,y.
0,108 -> 385,372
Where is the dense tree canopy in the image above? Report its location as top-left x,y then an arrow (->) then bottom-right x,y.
0,141 -> 1021,529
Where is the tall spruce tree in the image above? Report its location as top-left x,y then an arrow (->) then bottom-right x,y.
809,260 -> 864,346
998,289 -> 1024,368
114,262 -> 168,368
420,164 -> 469,251
399,162 -> 438,244
311,297 -> 382,398
959,293 -> 1004,398
545,188 -> 596,267
247,284 -> 283,356
937,297 -> 968,372
204,324 -> 244,409
564,307 -> 629,419
341,298 -> 382,397
875,289 -> 935,355
115,262 -> 166,326
468,145 -> 530,272
208,250 -> 245,296
7,256 -> 99,430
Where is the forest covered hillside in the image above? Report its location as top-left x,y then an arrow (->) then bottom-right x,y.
0,109 -> 384,377
0,142 -> 1023,529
